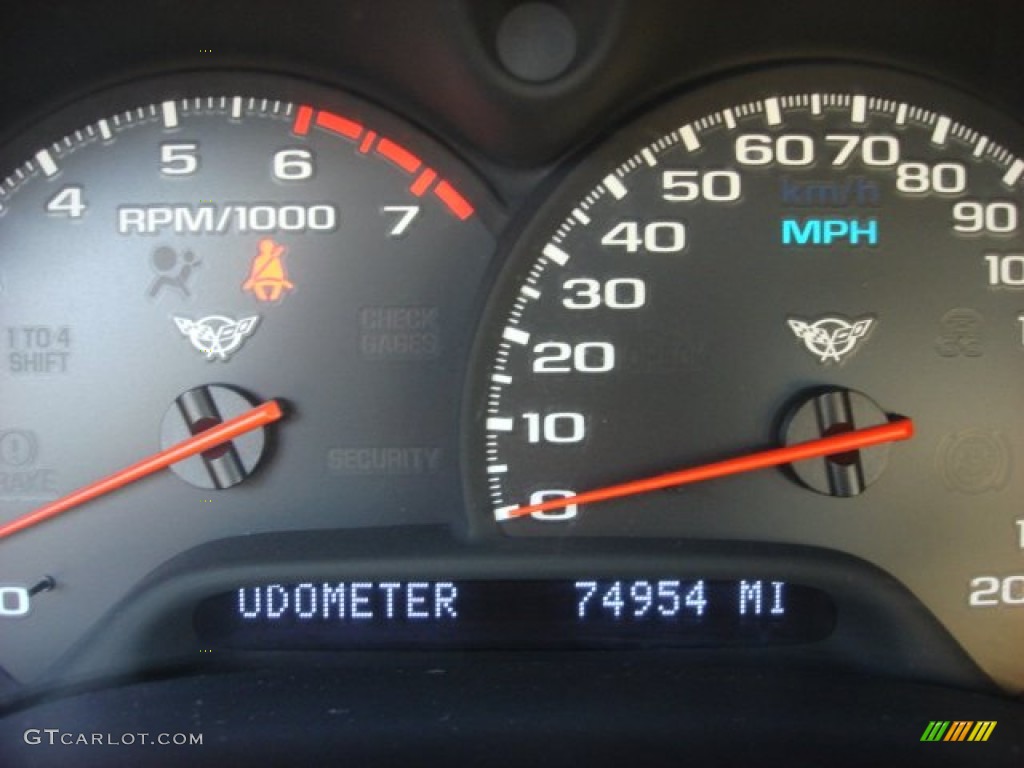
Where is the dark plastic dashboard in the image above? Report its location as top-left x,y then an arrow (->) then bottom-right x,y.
1,1 -> 1023,765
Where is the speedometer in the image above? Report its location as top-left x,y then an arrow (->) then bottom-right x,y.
468,66 -> 1024,691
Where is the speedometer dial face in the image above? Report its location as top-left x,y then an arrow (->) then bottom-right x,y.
0,73 -> 493,683
469,68 -> 1024,689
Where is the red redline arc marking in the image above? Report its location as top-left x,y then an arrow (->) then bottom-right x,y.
501,418 -> 915,519
410,168 -> 438,197
375,137 -> 422,174
433,180 -> 474,220
358,130 -> 377,154
0,401 -> 285,541
289,104 -> 476,220
292,104 -> 314,136
315,110 -> 364,140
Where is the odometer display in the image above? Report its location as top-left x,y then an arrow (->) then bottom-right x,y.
470,67 -> 1024,690
196,577 -> 835,650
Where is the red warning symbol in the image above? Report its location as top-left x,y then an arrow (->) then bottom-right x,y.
243,239 -> 294,302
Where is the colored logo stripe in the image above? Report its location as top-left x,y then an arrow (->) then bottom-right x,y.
944,721 -> 973,741
921,720 -> 997,742
921,721 -> 949,741
968,721 -> 997,742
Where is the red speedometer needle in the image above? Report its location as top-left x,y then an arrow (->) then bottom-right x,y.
500,417 -> 914,519
0,400 -> 284,541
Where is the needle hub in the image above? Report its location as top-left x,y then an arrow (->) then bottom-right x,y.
781,389 -> 893,497
161,385 -> 269,490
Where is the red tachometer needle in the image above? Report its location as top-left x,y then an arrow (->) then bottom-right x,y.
499,417 -> 914,520
0,399 -> 284,541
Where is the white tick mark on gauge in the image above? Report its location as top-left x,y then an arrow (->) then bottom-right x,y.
35,150 -> 58,177
602,174 -> 627,199
851,95 -> 867,124
161,100 -> 179,129
543,243 -> 570,266
494,505 -> 518,521
1003,158 -> 1023,187
520,285 -> 541,300
503,327 -> 531,345
679,125 -> 700,152
932,115 -> 951,146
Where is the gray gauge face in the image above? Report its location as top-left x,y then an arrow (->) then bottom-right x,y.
469,68 -> 1024,690
0,73 -> 494,682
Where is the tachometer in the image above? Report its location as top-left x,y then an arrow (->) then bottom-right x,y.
468,66 -> 1024,690
0,72 -> 494,685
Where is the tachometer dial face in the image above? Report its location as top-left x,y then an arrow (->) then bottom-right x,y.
0,73 -> 494,682
468,67 -> 1024,689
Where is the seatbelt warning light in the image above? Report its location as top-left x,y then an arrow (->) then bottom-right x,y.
243,239 -> 294,302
